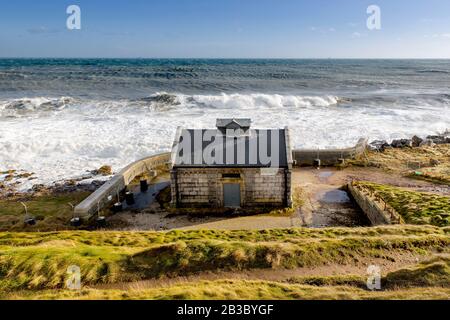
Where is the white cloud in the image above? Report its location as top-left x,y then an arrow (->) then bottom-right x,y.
351,32 -> 362,38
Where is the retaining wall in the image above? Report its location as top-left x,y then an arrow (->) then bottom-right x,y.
74,152 -> 171,216
293,138 -> 368,166
347,182 -> 401,226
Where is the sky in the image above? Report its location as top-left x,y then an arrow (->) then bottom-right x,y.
0,0 -> 450,58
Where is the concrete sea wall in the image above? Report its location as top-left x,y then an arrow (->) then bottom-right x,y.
74,152 -> 171,216
293,138 -> 368,166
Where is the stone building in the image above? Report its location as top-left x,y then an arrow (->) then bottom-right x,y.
170,119 -> 293,208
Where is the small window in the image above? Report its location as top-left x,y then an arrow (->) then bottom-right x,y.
222,173 -> 241,179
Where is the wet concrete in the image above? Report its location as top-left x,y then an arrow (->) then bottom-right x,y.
295,168 -> 371,228
318,189 -> 351,204
122,181 -> 170,211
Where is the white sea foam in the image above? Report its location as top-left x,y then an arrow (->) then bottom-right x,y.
0,92 -> 449,189
0,97 -> 74,117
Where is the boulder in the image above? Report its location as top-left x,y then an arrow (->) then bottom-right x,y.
426,135 -> 447,144
391,139 -> 412,148
420,139 -> 436,147
369,140 -> 390,152
411,135 -> 423,147
92,165 -> 113,176
31,184 -> 47,192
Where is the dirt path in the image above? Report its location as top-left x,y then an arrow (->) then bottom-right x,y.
93,251 -> 426,291
294,168 -> 369,227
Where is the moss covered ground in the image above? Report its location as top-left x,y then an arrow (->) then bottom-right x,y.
0,192 -> 91,231
353,181 -> 450,226
0,226 -> 448,299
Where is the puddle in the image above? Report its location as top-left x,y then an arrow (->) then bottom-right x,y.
317,171 -> 334,182
318,189 -> 351,204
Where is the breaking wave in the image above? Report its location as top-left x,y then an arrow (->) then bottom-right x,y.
0,93 -> 341,117
1,91 -> 449,188
0,97 -> 75,117
179,93 -> 339,109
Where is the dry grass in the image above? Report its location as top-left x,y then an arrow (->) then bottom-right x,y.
3,280 -> 449,300
1,225 -> 447,247
0,226 -> 448,293
287,256 -> 450,289
411,164 -> 450,185
349,144 -> 450,184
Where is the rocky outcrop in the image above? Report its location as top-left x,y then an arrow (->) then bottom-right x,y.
391,139 -> 413,148
411,135 -> 423,147
426,135 -> 450,145
91,165 -> 113,176
369,130 -> 449,151
368,140 -> 391,152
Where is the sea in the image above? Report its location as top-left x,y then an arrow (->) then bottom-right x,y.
0,59 -> 449,187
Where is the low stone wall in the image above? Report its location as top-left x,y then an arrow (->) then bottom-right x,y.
293,138 -> 368,166
347,182 -> 401,226
74,152 -> 171,216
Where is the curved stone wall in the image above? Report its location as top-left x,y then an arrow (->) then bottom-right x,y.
74,152 -> 171,216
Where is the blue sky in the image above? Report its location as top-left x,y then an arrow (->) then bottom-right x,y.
1,0 -> 450,58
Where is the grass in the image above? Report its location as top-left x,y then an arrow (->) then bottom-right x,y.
3,255 -> 450,300
3,280 -> 450,300
263,187 -> 305,217
383,256 -> 450,288
287,256 -> 450,289
349,144 -> 450,174
353,181 -> 450,227
128,236 -> 449,278
0,245 -> 137,291
410,164 -> 450,185
0,192 -> 91,231
0,226 -> 448,293
1,225 -> 447,247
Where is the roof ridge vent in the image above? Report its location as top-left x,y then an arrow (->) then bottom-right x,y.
216,118 -> 251,129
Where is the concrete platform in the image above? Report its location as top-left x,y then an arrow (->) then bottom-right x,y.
122,181 -> 170,211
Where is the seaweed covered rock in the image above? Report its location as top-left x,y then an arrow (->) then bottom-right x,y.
411,135 -> 423,147
369,140 -> 390,152
391,139 -> 412,148
92,165 -> 113,176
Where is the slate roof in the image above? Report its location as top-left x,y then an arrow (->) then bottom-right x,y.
216,118 -> 251,129
171,128 -> 290,168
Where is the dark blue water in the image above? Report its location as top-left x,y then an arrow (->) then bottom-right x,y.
1,59 -> 450,99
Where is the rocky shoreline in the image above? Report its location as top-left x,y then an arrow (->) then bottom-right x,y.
0,166 -> 111,200
369,131 -> 450,152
